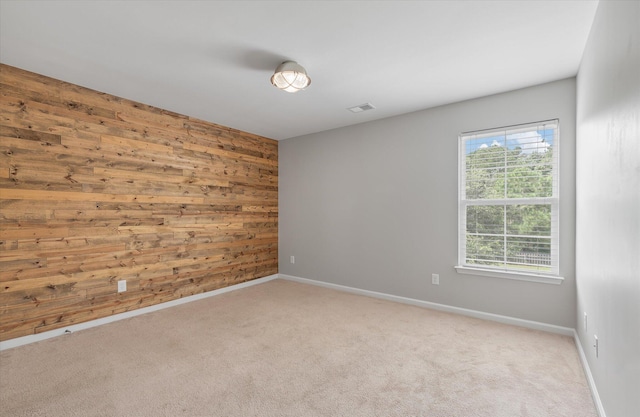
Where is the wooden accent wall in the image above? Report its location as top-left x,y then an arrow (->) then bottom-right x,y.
0,64 -> 278,341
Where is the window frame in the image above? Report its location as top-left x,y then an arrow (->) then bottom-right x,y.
455,120 -> 563,285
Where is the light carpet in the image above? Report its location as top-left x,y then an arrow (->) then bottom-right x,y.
0,279 -> 597,417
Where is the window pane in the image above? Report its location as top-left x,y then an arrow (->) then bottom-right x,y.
506,236 -> 552,272
506,205 -> 551,237
467,205 -> 504,234
505,127 -> 554,156
505,150 -> 554,198
466,234 -> 504,267
465,144 -> 505,200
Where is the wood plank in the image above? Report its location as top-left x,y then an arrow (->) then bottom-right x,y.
0,188 -> 206,204
0,124 -> 62,144
93,167 -> 230,188
100,134 -> 175,155
183,141 -> 278,167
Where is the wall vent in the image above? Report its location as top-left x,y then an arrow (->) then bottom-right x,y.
347,103 -> 376,113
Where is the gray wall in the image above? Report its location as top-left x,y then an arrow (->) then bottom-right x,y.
280,78 -> 577,328
576,1 -> 640,416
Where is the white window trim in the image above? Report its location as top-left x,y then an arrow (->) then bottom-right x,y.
456,120 -> 561,284
454,265 -> 564,284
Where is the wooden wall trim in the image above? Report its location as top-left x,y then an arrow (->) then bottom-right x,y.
0,64 -> 278,341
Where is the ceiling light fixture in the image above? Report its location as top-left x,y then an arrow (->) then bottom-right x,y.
271,61 -> 311,93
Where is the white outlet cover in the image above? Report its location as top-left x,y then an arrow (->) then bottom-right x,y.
117,280 -> 126,293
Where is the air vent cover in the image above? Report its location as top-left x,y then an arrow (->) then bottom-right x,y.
347,103 -> 376,113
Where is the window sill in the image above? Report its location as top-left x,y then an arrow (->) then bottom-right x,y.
454,266 -> 564,285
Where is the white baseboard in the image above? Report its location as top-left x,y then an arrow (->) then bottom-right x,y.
278,274 -> 574,336
573,330 -> 607,417
0,274 -> 279,351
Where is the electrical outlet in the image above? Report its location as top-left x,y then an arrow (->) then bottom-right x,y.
594,335 -> 599,358
117,280 -> 127,293
431,274 -> 440,285
290,255 -> 295,264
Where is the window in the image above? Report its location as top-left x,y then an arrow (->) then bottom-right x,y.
456,120 -> 561,283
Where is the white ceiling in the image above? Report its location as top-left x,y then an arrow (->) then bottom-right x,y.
0,1 -> 599,141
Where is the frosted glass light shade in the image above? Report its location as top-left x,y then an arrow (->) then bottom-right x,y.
270,61 -> 311,93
